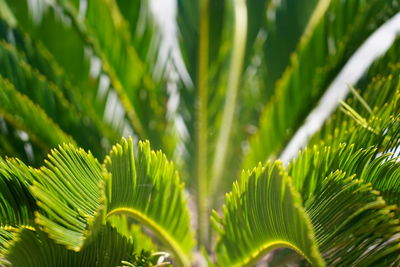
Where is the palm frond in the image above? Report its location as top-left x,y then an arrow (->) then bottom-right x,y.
309,46 -> 400,155
360,154 -> 400,206
261,0 -> 319,92
0,76 -> 75,149
103,138 -> 194,267
0,157 -> 35,227
30,144 -> 104,251
212,161 -> 324,267
242,0 -> 319,116
0,4 -> 124,156
4,224 -> 153,267
52,0 -> 172,153
304,170 -> 400,266
0,37 -> 114,158
176,0 -> 233,180
277,36 -> 400,264
287,144 -> 400,264
244,0 -> 400,169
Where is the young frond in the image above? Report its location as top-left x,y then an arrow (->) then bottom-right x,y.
213,161 -> 324,267
103,137 -> 195,267
30,144 -> 104,251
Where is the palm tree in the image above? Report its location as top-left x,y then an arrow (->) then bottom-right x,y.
0,0 -> 399,265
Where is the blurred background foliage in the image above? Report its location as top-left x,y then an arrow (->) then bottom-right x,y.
0,0 -> 400,265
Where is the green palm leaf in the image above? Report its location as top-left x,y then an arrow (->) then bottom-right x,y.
53,0 -> 171,152
0,157 -> 35,228
308,36 -> 400,157
0,12 -> 121,159
4,224 -> 153,267
0,38 -> 112,158
212,161 -> 324,267
104,138 -> 194,267
244,0 -> 400,168
304,170 -> 400,266
287,144 -> 400,264
0,76 -> 75,149
241,0 -> 319,119
0,156 -> 36,257
30,144 -> 104,251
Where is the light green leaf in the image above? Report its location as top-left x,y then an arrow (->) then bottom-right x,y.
104,138 -> 194,267
0,157 -> 36,228
304,170 -> 400,266
4,224 -> 149,267
213,161 -> 324,267
309,42 -> 400,156
30,144 -> 104,251
244,0 -> 400,169
287,144 -> 400,265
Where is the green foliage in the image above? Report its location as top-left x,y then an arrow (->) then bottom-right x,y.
0,0 -> 400,266
0,76 -> 75,149
212,162 -> 324,267
244,0 -> 400,168
30,144 -> 104,251
104,138 -> 194,267
5,225 -> 151,267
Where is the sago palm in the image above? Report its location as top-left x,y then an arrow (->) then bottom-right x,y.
0,0 -> 399,266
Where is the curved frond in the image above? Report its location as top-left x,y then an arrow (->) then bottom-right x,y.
0,157 -> 35,227
213,161 -> 324,267
305,170 -> 400,266
30,144 -> 104,251
4,224 -> 152,267
217,143 -> 400,266
360,154 -> 400,205
287,144 -> 400,265
288,144 -> 375,202
244,0 -> 400,168
104,138 -> 194,267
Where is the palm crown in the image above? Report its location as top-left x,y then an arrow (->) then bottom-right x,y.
0,0 -> 400,266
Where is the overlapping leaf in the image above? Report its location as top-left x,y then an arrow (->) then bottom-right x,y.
309,37 -> 400,155
51,0 -> 172,155
213,161 -> 324,267
4,224 -> 151,267
30,144 -> 104,251
0,8 -> 121,158
285,144 -> 400,264
0,157 -> 35,228
0,76 -> 74,149
304,170 -> 400,266
244,0 -> 400,168
0,38 -> 113,158
103,138 -> 194,267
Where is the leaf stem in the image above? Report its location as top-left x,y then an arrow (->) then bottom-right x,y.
196,0 -> 210,249
210,0 -> 247,202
